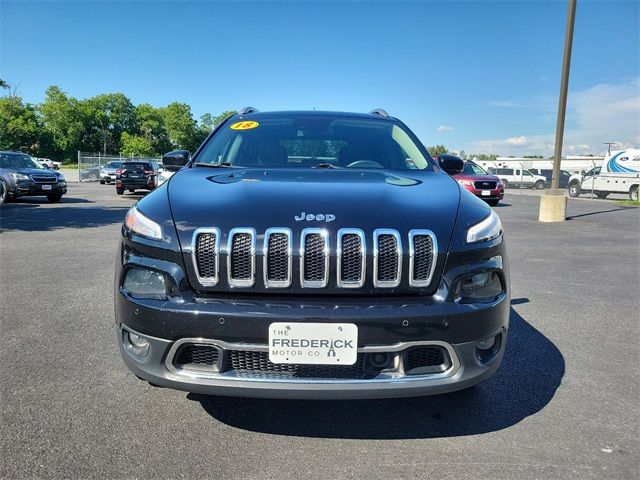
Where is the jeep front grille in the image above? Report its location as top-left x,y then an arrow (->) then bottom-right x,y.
192,227 -> 437,290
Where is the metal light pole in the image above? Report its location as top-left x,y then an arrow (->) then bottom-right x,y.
539,0 -> 577,222
550,0 -> 577,190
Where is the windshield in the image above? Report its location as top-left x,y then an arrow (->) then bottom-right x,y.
462,163 -> 487,175
193,115 -> 433,170
106,162 -> 123,168
0,153 -> 45,170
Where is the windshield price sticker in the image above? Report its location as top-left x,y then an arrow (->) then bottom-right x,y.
268,322 -> 358,365
230,121 -> 259,130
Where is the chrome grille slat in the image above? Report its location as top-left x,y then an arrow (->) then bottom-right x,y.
337,229 -> 365,288
263,228 -> 292,288
192,228 -> 221,286
300,228 -> 329,288
408,230 -> 437,287
373,229 -> 402,288
227,228 -> 256,287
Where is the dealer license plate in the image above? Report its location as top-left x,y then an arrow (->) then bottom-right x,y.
481,190 -> 491,196
42,184 -> 52,190
268,322 -> 358,365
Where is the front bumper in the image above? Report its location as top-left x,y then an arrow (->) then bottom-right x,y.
14,180 -> 67,197
100,173 -> 116,181
115,239 -> 509,399
118,324 -> 506,399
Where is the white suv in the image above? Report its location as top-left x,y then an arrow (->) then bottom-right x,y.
492,168 -> 546,189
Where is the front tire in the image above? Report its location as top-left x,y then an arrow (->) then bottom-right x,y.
47,193 -> 63,203
534,180 -> 545,190
568,183 -> 581,198
116,188 -> 124,195
630,186 -> 639,202
99,180 -> 105,185
128,188 -> 135,193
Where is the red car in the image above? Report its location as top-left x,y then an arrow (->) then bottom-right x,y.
438,156 -> 504,206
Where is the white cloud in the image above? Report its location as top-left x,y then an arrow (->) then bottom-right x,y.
468,78 -> 640,156
437,125 -> 454,133
505,136 -> 529,146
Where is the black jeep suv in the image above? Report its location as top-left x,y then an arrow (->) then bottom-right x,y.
115,109 -> 509,399
0,151 -> 67,203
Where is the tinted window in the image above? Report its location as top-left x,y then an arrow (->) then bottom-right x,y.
496,168 -> 513,175
194,115 -> 433,170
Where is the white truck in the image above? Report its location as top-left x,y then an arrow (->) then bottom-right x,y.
567,149 -> 640,201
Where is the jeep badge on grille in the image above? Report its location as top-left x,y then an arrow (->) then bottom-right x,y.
294,212 -> 336,222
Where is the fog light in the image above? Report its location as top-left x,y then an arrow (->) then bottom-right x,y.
475,333 -> 502,362
123,267 -> 167,300
477,336 -> 496,350
125,331 -> 150,357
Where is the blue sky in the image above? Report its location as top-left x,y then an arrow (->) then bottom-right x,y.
1,0 -> 638,155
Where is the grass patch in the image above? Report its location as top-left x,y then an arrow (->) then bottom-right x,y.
617,200 -> 640,207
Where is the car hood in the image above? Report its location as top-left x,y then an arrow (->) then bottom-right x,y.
8,168 -> 55,176
168,167 -> 461,251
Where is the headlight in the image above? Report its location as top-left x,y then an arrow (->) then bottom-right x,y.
466,210 -> 502,243
10,173 -> 29,180
124,207 -> 163,240
122,267 -> 167,300
454,271 -> 503,303
457,179 -> 473,186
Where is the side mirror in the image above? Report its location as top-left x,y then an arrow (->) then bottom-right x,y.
162,150 -> 190,171
438,154 -> 464,175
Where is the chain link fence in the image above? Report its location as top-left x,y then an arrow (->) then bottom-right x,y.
77,152 -> 162,182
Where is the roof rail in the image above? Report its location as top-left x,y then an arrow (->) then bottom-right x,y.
368,109 -> 389,117
238,107 -> 259,115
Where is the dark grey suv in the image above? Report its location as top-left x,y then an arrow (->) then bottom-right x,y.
0,151 -> 67,203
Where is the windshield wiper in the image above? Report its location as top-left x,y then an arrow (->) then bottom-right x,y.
311,163 -> 341,169
193,162 -> 233,168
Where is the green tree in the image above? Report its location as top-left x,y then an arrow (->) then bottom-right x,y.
136,103 -> 171,154
39,86 -> 89,160
120,132 -> 156,157
0,95 -> 43,154
0,79 -> 10,90
88,93 -> 136,154
427,145 -> 448,157
163,102 -> 199,151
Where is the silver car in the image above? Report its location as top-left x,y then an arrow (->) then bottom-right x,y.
99,161 -> 124,184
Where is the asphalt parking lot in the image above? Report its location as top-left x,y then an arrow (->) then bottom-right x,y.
1,184 -> 638,479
